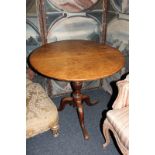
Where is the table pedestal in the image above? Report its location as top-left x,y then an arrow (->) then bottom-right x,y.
58,81 -> 97,140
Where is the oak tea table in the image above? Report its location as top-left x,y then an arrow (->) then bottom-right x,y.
29,40 -> 125,140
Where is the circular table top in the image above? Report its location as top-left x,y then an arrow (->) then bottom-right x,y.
29,40 -> 125,82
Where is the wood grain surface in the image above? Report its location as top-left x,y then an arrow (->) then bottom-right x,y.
29,40 -> 125,81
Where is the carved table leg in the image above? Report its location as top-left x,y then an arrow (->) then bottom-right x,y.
58,97 -> 73,111
71,82 -> 89,140
58,81 -> 98,140
82,94 -> 98,106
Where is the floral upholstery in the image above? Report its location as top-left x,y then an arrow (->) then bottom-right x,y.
103,74 -> 129,155
26,79 -> 59,138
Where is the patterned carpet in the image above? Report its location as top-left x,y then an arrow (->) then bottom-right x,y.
26,88 -> 121,155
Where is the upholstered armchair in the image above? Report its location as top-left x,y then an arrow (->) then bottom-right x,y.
102,74 -> 129,155
26,78 -> 59,138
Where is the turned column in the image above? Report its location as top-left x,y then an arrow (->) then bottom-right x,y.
71,82 -> 89,140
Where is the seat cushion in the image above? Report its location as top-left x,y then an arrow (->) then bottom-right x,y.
107,106 -> 129,149
26,79 -> 58,138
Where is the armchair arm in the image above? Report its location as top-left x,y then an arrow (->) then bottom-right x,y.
112,74 -> 129,109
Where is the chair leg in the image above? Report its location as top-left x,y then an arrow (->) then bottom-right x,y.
103,119 -> 111,148
50,120 -> 59,137
103,119 -> 129,155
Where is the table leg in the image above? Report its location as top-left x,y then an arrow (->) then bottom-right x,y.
58,81 -> 98,140
71,82 -> 89,140
58,97 -> 73,111
82,94 -> 98,106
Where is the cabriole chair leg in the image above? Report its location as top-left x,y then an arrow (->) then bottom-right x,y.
103,119 -> 111,148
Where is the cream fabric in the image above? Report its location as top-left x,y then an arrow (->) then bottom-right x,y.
26,79 -> 58,138
112,75 -> 129,109
107,106 -> 129,149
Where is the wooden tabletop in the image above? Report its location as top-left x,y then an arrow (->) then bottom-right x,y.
29,40 -> 125,82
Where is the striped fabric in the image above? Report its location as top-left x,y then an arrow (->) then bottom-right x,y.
107,106 -> 129,149
112,75 -> 129,109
